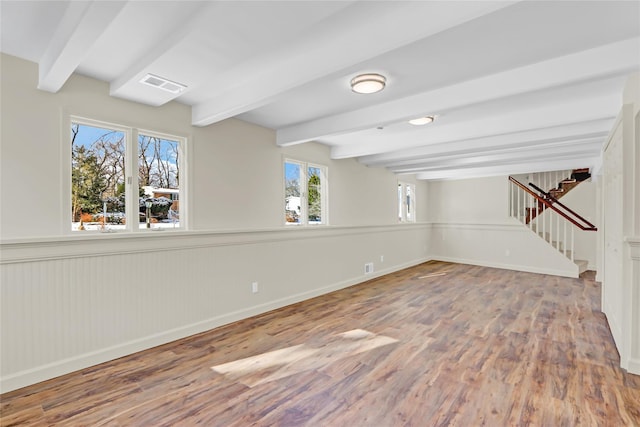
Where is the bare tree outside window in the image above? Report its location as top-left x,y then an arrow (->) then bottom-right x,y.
71,121 -> 183,231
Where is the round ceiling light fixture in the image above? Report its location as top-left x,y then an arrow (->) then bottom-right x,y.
350,73 -> 386,94
409,116 -> 435,126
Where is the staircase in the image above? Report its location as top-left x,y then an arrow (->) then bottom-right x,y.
525,168 -> 591,224
509,170 -> 596,275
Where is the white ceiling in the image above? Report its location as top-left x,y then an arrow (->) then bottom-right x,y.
2,0 -> 639,180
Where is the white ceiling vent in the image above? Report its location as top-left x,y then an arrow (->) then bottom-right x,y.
139,74 -> 187,94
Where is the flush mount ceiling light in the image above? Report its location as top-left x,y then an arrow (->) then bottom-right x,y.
140,73 -> 187,94
350,73 -> 386,94
409,116 -> 435,126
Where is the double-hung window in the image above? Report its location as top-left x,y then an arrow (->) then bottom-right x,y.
398,181 -> 416,222
284,159 -> 327,225
69,117 -> 186,232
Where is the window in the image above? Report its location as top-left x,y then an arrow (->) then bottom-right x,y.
70,117 -> 185,232
284,159 -> 327,225
138,133 -> 182,229
398,182 -> 416,222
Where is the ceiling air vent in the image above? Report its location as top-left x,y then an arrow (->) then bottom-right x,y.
139,73 -> 187,94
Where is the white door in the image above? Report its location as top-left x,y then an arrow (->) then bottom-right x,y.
602,123 -> 624,349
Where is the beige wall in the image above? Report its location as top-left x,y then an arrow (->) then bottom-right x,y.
428,175 -> 510,224
1,54 -> 192,238
1,52 -> 631,391
0,53 -> 432,392
0,53 -> 428,239
428,175 -> 584,277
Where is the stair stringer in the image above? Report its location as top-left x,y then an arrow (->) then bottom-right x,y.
533,178 -> 596,271
508,217 -> 580,278
509,175 -> 592,276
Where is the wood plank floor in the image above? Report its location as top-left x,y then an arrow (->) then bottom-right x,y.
2,261 -> 639,426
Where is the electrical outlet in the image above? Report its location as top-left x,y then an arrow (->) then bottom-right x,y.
380,255 -> 384,262
505,249 -> 510,257
252,282 -> 259,293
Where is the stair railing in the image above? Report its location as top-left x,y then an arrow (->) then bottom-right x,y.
527,183 -> 597,231
509,176 -> 596,262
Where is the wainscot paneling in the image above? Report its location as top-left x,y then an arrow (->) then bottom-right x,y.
429,222 -> 579,278
625,237 -> 640,375
1,224 -> 431,392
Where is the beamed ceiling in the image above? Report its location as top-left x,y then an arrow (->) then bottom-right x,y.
2,1 -> 639,180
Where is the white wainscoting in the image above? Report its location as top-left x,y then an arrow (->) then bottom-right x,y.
0,224 -> 431,393
625,237 -> 640,375
429,222 -> 579,278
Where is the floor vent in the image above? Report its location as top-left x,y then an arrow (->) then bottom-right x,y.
364,263 -> 374,274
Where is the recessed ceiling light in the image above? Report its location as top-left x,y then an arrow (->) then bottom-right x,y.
350,73 -> 386,94
409,116 -> 435,126
140,73 -> 187,94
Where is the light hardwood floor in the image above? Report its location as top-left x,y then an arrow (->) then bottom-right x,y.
2,261 -> 639,426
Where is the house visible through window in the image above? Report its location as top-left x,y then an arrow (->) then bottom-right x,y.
138,133 -> 181,228
398,182 -> 416,222
70,118 -> 185,232
284,159 -> 327,225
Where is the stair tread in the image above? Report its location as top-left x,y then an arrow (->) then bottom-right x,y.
574,259 -> 588,274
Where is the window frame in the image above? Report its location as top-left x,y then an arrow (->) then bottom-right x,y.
64,115 -> 188,234
283,158 -> 328,226
136,128 -> 187,230
398,181 -> 416,223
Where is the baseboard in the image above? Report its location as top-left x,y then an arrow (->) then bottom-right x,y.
627,358 -> 640,376
0,257 -> 431,394
430,256 -> 578,278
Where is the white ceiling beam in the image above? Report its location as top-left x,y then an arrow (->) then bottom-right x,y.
386,138 -> 603,172
191,1 -> 518,126
359,119 -> 612,166
415,157 -> 599,181
277,37 -> 640,147
109,1 -> 211,106
38,1 -> 127,92
390,142 -> 602,174
331,93 -> 619,159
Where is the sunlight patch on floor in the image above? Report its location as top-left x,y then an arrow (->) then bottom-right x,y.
211,329 -> 398,387
417,272 -> 448,279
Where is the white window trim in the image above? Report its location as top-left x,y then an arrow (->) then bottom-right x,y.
64,115 -> 188,234
138,128 -> 188,231
284,158 -> 328,226
398,181 -> 416,223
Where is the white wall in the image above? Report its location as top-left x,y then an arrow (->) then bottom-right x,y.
428,175 -> 580,277
598,72 -> 640,375
0,54 -> 430,392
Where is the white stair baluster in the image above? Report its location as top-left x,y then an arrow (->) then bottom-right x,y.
571,227 -> 575,262
563,218 -> 567,256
